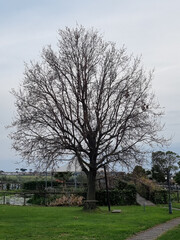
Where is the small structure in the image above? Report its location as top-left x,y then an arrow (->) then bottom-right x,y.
112,210 -> 122,213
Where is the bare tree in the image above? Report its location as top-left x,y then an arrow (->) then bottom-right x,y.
10,26 -> 165,205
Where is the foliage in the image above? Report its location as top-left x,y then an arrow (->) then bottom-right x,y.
54,172 -> 72,182
174,171 -> 180,185
152,164 -> 166,183
27,184 -> 136,206
50,194 -> 83,206
27,193 -> 46,205
149,190 -> 168,204
152,151 -> 180,183
6,183 -> 10,191
135,176 -> 168,204
96,180 -> 136,205
27,193 -> 57,205
132,165 -> 146,178
96,188 -> 137,206
116,180 -> 129,190
23,180 -> 59,191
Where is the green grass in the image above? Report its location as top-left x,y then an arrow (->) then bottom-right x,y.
172,202 -> 180,209
157,225 -> 180,240
0,174 -> 53,183
1,205 -> 180,240
156,202 -> 180,240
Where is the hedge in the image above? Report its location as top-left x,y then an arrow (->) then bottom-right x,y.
23,181 -> 59,191
96,189 -> 136,205
136,182 -> 168,204
149,190 -> 168,204
24,179 -> 137,206
77,181 -> 137,206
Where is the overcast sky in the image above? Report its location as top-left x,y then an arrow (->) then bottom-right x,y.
1,0 -> 180,171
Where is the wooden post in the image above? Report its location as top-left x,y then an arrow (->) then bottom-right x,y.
3,193 -> 5,204
23,193 -> 26,206
44,192 -> 47,206
177,190 -> 179,203
104,165 -> 111,212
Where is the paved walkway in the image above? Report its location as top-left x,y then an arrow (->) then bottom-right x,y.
136,193 -> 155,206
126,216 -> 180,240
126,195 -> 180,239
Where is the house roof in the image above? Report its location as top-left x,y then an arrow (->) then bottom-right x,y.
56,160 -> 82,172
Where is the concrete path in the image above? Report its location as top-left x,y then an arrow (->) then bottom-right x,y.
126,217 -> 180,240
136,193 -> 155,206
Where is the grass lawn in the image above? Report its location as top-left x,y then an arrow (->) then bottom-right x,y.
157,225 -> 180,240
1,205 -> 180,240
172,202 -> 180,209
0,174 -> 53,183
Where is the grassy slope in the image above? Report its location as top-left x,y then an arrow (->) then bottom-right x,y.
1,205 -> 180,240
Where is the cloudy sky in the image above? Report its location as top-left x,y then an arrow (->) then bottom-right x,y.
1,0 -> 180,171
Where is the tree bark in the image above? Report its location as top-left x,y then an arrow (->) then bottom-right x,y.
84,169 -> 97,210
87,170 -> 96,200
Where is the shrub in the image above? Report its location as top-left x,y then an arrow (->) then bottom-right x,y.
135,177 -> 168,204
27,193 -> 58,205
50,194 -> 84,206
96,187 -> 136,206
116,180 -> 128,190
27,193 -> 46,205
149,190 -> 168,204
23,181 -> 59,191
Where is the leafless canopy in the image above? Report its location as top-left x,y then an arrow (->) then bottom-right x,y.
11,26 -> 165,178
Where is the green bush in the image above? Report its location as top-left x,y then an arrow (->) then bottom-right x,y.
96,188 -> 136,206
27,193 -> 46,205
136,182 -> 150,200
77,188 -> 137,206
136,182 -> 168,204
96,180 -> 137,206
116,180 -> 128,190
27,193 -> 58,205
25,178 -> 137,206
23,180 -> 59,191
149,190 -> 168,204
28,187 -> 137,206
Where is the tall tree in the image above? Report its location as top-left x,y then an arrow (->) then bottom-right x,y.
10,26 -> 165,206
152,151 -> 180,183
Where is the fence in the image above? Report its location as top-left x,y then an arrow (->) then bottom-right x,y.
0,190 -> 83,206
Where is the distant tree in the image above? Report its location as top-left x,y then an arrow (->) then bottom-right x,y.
174,171 -> 180,185
20,168 -> 27,174
10,26 -> 165,208
152,151 -> 180,183
151,164 -> 166,182
132,165 -> 146,178
54,172 -> 72,182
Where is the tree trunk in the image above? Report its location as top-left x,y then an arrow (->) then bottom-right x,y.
83,169 -> 97,210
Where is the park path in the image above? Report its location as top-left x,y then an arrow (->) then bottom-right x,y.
126,195 -> 180,239
126,215 -> 180,240
136,193 -> 155,206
